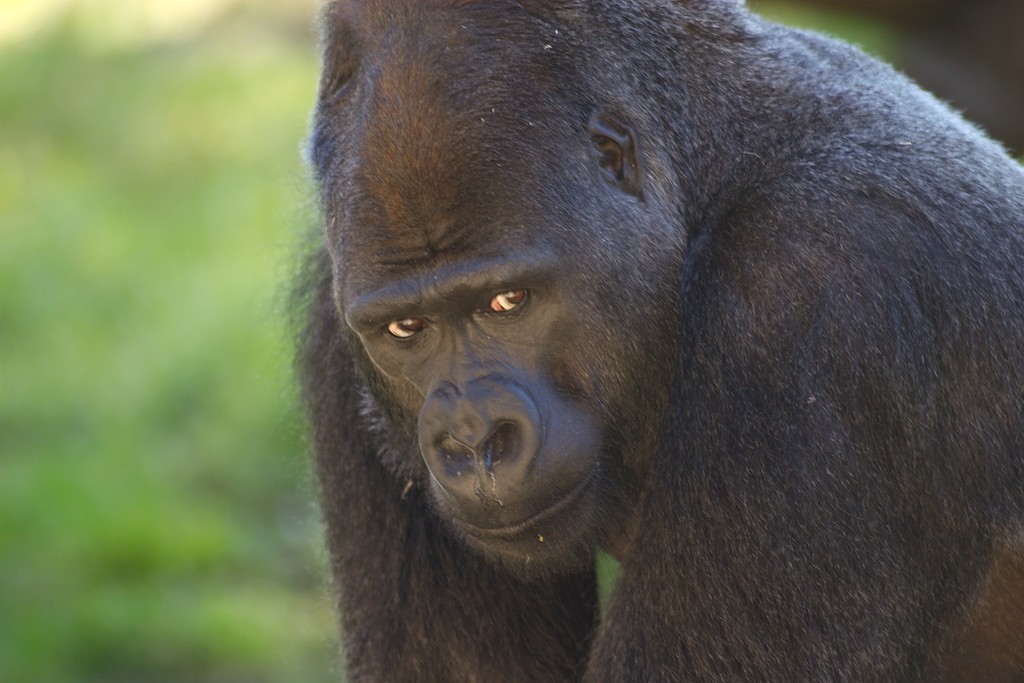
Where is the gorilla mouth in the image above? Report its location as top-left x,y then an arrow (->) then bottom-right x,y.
455,474 -> 595,540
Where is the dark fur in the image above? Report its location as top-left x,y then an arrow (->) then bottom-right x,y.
296,0 -> 1024,680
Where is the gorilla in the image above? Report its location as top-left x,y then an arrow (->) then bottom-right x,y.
295,0 -> 1024,680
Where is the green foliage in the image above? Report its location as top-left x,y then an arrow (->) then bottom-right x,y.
0,10 -> 337,683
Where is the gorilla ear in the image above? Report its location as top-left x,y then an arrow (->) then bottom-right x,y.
588,111 -> 642,197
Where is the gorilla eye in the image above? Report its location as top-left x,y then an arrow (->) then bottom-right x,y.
387,318 -> 428,338
490,289 -> 527,312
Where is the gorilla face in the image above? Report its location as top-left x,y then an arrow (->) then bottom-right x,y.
343,244 -> 608,569
312,0 -> 683,573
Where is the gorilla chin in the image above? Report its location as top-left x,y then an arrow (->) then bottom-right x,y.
443,473 -> 603,577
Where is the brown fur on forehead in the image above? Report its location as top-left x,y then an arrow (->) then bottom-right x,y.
353,54 -> 478,254
324,0 -> 590,266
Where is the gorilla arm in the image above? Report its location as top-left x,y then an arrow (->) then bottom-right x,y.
297,249 -> 598,683
587,181 -> 1011,682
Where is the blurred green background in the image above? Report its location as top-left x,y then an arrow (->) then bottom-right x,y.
1,1 -> 335,680
2,1 -> 1013,681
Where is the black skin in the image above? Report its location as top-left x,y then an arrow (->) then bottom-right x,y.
296,0 -> 1024,680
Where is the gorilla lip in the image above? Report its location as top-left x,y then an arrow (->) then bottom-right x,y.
455,474 -> 595,540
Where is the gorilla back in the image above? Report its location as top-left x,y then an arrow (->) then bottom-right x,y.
297,0 -> 1024,680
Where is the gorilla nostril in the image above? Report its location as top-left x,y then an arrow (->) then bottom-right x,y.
438,436 -> 473,462
479,422 -> 520,470
437,435 -> 475,469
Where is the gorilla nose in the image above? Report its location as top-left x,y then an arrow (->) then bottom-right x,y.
436,421 -> 520,471
418,377 -> 542,513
